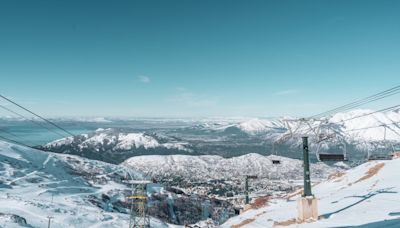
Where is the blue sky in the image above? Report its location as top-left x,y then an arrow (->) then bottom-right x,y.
0,0 -> 399,117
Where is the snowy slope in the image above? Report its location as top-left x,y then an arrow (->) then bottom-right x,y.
123,154 -> 339,201
223,158 -> 400,227
0,141 -> 169,228
123,153 -> 335,182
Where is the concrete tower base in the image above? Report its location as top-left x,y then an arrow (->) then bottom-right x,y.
297,196 -> 318,222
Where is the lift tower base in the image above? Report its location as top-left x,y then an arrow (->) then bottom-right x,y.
297,196 -> 318,222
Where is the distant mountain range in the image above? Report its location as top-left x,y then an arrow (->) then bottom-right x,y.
39,109 -> 400,163
40,128 -> 194,163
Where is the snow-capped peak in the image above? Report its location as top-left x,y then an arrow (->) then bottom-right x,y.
238,118 -> 282,133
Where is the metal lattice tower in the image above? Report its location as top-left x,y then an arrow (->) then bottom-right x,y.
128,181 -> 151,228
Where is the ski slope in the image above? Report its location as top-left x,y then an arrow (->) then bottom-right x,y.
223,157 -> 400,227
0,141 -> 169,228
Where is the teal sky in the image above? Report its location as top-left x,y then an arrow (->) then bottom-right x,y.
0,0 -> 399,118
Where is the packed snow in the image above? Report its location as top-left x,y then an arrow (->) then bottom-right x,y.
223,157 -> 400,227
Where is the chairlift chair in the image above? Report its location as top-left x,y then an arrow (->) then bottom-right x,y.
272,159 -> 281,165
318,153 -> 346,161
316,131 -> 347,162
368,154 -> 392,161
367,127 -> 394,161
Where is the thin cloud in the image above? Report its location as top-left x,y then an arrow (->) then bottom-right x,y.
167,88 -> 218,108
274,89 -> 299,96
138,75 -> 151,83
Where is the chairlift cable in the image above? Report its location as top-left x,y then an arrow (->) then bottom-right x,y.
0,95 -> 75,137
0,104 -> 67,138
310,85 -> 400,119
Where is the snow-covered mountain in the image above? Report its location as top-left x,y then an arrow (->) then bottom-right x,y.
223,156 -> 400,227
46,128 -> 191,151
0,140 -> 159,227
123,153 -> 340,202
0,141 -> 242,227
330,109 -> 400,141
195,109 -> 400,141
124,153 -> 335,182
237,119 -> 284,134
39,109 -> 400,166
41,128 -> 193,163
191,118 -> 284,134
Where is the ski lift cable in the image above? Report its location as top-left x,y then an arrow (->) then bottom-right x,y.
382,125 -> 400,139
314,90 -> 400,120
0,128 -> 36,147
0,133 -> 146,182
301,104 -> 400,138
0,104 -> 67,138
344,121 -> 400,132
0,134 -> 32,148
331,104 -> 400,125
0,95 -> 75,137
310,85 -> 400,119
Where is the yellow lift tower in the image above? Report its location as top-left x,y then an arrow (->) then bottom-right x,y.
126,180 -> 152,228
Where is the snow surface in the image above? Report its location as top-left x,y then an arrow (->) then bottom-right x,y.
222,158 -> 400,227
0,141 -> 170,228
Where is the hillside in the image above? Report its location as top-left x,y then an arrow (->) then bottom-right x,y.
123,153 -> 336,182
0,140 -> 165,227
222,157 -> 400,227
123,154 -> 339,203
0,141 -> 246,227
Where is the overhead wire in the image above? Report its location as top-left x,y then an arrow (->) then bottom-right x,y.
310,85 -> 400,119
0,94 -> 75,137
0,134 -> 33,148
0,131 -> 144,181
331,104 -> 400,125
0,104 -> 67,138
0,127 -> 37,147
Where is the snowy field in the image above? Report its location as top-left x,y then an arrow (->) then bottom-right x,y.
223,157 -> 400,227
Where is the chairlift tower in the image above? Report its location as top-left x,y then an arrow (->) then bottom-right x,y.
126,180 -> 152,228
244,175 -> 257,204
279,119 -> 319,221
